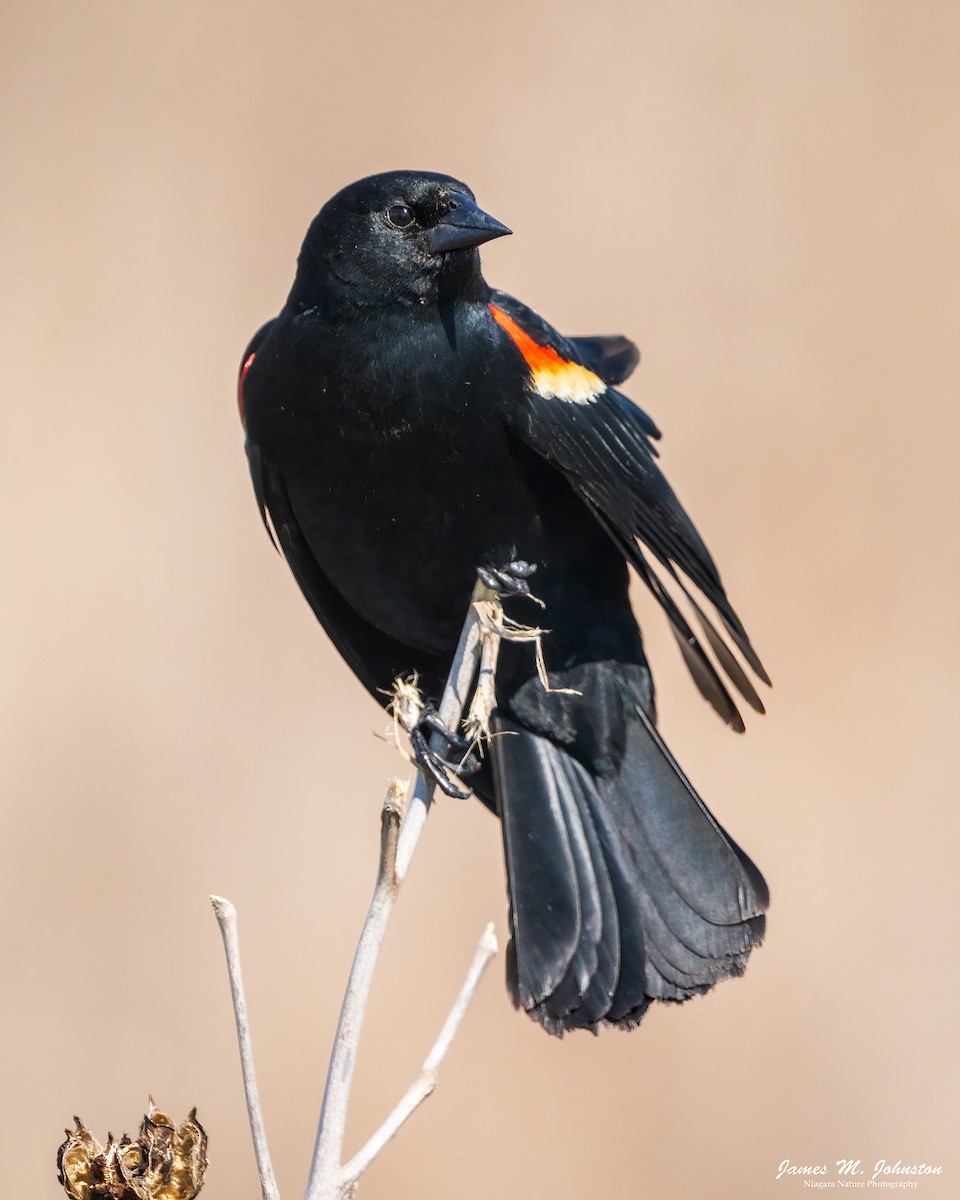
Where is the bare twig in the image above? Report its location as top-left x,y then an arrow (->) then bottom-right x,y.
210,895 -> 281,1200
464,602 -> 503,744
214,583 -> 500,1200
339,922 -> 499,1194
474,596 -> 581,696
305,581 -> 493,1200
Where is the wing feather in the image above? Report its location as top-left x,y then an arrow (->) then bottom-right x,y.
494,294 -> 769,727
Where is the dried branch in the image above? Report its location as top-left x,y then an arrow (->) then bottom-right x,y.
210,895 -> 280,1200
213,581 -> 500,1200
306,581 -> 491,1200
339,922 -> 499,1194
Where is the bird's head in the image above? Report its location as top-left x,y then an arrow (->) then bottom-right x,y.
289,170 -> 511,312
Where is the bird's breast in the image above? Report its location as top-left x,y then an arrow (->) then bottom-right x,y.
247,306 -> 597,656
274,385 -> 540,654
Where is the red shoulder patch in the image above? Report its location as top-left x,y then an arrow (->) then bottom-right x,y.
237,352 -> 256,428
489,304 -> 604,405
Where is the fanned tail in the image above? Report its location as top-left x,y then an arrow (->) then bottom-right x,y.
489,708 -> 767,1035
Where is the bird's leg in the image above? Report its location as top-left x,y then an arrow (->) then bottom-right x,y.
476,558 -> 537,599
417,707 -> 479,765
409,704 -> 481,800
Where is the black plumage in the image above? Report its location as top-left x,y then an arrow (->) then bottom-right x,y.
240,170 -> 769,1034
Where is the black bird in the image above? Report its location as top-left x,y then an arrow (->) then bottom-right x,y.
239,170 -> 770,1034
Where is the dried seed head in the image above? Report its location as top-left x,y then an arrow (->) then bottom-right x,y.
57,1105 -> 207,1200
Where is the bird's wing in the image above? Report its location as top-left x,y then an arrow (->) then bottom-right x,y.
239,322 -> 451,706
245,440 -> 449,704
247,448 -> 427,696
490,292 -> 769,732
567,334 -> 641,387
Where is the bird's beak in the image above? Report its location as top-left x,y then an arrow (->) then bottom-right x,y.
425,193 -> 512,253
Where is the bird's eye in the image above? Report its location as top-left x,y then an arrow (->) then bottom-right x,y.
385,203 -> 416,230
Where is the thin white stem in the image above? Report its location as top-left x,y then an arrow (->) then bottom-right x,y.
210,895 -> 281,1200
305,584 -> 492,1200
422,922 -> 499,1073
339,922 -> 499,1194
465,602 -> 503,743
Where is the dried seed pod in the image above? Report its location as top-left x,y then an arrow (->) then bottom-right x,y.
57,1104 -> 207,1200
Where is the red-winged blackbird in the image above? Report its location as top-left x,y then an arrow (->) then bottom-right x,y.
240,170 -> 769,1035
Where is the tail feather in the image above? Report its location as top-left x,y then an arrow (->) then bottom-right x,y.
627,705 -> 769,917
489,707 -> 767,1035
567,779 -> 651,1024
491,722 -> 619,1030
538,751 -> 620,1029
595,730 -> 764,963
491,722 -> 583,1010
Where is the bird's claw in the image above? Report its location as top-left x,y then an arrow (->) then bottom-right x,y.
409,705 -> 480,799
477,559 -> 537,598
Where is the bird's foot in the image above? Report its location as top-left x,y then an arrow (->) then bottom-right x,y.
410,705 -> 481,799
477,559 -> 537,599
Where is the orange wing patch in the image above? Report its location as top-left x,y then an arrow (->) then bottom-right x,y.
489,304 -> 605,405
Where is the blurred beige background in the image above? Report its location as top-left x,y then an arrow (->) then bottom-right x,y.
3,2 -> 958,1197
